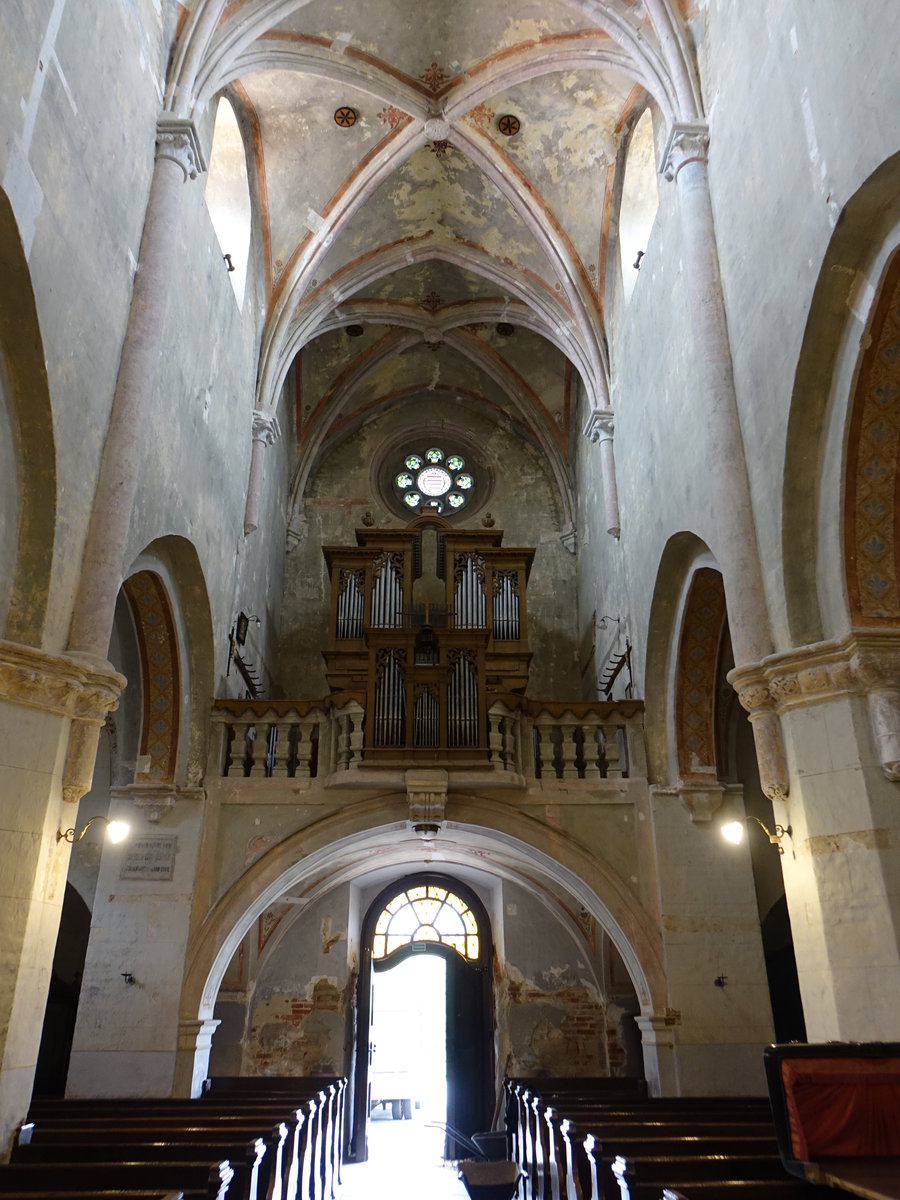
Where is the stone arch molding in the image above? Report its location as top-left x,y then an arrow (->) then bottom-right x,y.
176,800 -> 666,1092
0,187 -> 56,647
119,537 -> 217,817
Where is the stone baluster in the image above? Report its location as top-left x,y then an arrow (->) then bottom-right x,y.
347,701 -> 365,766
602,724 -> 623,779
208,711 -> 230,777
335,713 -> 352,771
229,721 -> 255,776
533,715 -> 553,779
488,707 -> 505,767
268,716 -> 291,778
247,723 -> 269,776
582,722 -> 602,781
624,720 -> 646,778
560,719 -> 580,780
295,716 -> 319,778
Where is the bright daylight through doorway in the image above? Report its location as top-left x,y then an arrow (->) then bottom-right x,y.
342,954 -> 467,1199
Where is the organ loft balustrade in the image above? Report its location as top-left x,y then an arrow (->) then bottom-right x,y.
210,521 -> 646,783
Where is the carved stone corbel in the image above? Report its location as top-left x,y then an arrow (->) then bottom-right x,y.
156,115 -> 207,181
660,121 -> 710,182
406,768 -> 448,837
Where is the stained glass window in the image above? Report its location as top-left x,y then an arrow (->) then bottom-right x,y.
371,885 -> 480,961
394,447 -> 474,513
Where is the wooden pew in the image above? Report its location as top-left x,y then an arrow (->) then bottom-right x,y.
0,1159 -> 234,1200
16,1078 -> 343,1200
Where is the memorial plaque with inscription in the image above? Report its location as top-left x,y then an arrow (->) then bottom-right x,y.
120,835 -> 178,881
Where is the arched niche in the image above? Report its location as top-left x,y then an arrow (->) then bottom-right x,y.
783,150 -> 900,644
0,187 -> 56,646
125,536 -> 216,787
643,531 -> 715,784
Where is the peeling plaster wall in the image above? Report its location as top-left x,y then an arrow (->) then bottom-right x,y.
499,879 -> 614,1077
234,887 -> 353,1077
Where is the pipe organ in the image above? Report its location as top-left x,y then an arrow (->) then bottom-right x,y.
323,522 -> 534,761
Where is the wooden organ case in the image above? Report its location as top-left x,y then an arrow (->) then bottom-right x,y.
322,521 -> 534,763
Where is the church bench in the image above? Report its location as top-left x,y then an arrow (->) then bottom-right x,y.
18,1096 -> 333,1200
17,1124 -> 308,1200
0,1160 -> 235,1200
567,1128 -> 778,1200
610,1151 -> 791,1198
764,1042 -> 900,1200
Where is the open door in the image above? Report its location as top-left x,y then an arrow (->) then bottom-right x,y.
445,945 -> 491,1152
353,874 -> 494,1163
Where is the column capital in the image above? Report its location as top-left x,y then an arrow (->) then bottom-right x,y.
728,630 -> 900,714
583,408 -> 614,443
660,121 -> 710,182
0,640 -> 125,722
251,408 -> 281,446
729,630 -> 900,783
156,115 -> 207,181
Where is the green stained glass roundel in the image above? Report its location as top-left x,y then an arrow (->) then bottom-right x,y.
394,444 -> 474,514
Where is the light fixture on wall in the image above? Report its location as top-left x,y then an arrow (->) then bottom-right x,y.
721,815 -> 792,854
57,815 -> 130,845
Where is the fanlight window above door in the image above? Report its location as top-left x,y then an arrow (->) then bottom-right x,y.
372,885 -> 479,961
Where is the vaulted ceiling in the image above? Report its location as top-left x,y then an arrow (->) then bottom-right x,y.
170,1 -> 700,530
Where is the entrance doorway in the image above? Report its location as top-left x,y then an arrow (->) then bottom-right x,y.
353,875 -> 493,1162
370,953 -> 446,1125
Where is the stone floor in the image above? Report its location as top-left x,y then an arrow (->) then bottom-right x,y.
340,1108 -> 470,1200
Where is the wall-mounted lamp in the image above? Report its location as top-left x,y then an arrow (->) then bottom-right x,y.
721,815 -> 792,854
57,815 -> 130,845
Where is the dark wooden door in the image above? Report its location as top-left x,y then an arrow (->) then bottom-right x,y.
445,950 -> 490,1152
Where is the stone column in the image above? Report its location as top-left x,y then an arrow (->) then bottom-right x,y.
67,116 -> 205,661
583,409 -> 621,538
729,632 -> 900,1040
173,1018 -> 221,1098
243,410 -> 281,535
0,642 -> 123,1154
662,124 -> 786,800
635,1014 -> 678,1096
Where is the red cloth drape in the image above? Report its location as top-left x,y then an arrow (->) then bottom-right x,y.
782,1059 -> 900,1159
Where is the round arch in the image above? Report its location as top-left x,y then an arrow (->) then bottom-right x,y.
175,799 -> 666,1093
643,531 -> 717,784
782,150 -> 900,644
125,536 -> 216,787
0,187 -> 56,647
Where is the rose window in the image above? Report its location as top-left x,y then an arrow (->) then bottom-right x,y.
394,446 -> 473,514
